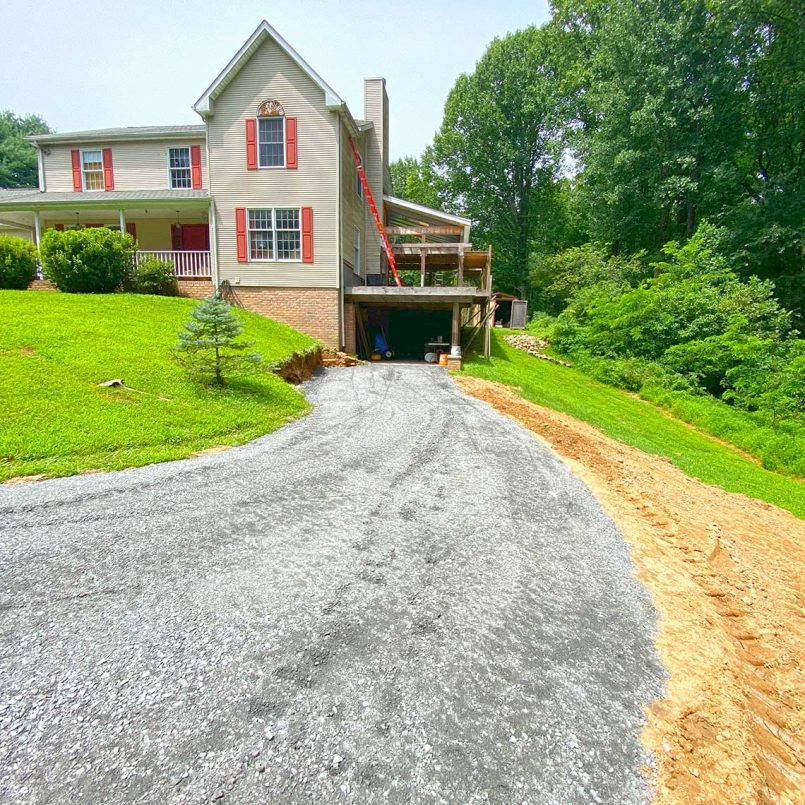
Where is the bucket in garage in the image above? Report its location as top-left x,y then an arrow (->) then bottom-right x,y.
438,353 -> 449,366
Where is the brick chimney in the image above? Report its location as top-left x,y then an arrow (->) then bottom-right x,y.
363,78 -> 390,272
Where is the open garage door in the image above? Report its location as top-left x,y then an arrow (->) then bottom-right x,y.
356,306 -> 452,361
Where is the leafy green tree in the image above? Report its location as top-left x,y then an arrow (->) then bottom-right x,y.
725,340 -> 805,425
389,156 -> 443,209
428,24 -> 575,298
552,0 -> 804,315
0,111 -> 51,188
176,296 -> 262,386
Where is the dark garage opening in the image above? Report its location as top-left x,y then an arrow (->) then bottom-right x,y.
360,307 -> 452,360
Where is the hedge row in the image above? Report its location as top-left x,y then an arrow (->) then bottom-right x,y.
0,230 -> 178,295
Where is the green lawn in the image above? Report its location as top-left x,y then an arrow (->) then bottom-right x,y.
0,291 -> 316,481
464,331 -> 805,518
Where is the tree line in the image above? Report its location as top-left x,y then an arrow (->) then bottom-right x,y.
391,0 -> 803,321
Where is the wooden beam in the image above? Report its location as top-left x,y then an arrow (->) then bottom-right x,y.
385,225 -> 464,236
457,249 -> 464,287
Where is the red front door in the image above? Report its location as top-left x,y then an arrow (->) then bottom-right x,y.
171,223 -> 210,251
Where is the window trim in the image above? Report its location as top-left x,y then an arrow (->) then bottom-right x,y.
246,207 -> 302,263
167,146 -> 193,190
257,116 -> 286,169
80,149 -> 105,192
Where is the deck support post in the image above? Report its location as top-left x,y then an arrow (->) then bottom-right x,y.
451,302 -> 460,349
457,250 -> 464,287
420,233 -> 426,287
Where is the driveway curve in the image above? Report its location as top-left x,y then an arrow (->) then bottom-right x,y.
0,364 -> 664,803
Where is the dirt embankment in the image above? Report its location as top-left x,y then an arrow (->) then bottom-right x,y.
455,376 -> 805,805
272,347 -> 322,384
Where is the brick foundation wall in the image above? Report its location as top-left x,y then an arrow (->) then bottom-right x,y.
235,287 -> 341,348
177,279 -> 214,299
343,302 -> 356,354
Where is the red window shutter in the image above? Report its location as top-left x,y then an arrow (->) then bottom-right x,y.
102,148 -> 114,191
71,150 -> 82,192
236,208 -> 248,262
190,145 -> 202,189
301,207 -> 313,263
285,117 -> 298,169
245,119 -> 257,170
126,222 -> 137,239
54,223 -> 64,231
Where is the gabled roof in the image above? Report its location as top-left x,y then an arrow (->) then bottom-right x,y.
193,20 -> 344,117
27,125 -> 206,145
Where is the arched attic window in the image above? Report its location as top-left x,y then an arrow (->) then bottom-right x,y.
257,100 -> 286,168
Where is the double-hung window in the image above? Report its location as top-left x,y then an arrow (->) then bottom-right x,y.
248,208 -> 301,261
168,147 -> 192,189
81,150 -> 104,191
258,117 -> 285,168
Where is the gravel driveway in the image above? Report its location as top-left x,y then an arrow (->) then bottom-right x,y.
0,364 -> 664,803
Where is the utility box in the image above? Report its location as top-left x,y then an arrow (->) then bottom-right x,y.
510,299 -> 528,329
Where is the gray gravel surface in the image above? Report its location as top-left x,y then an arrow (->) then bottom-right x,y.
0,364 -> 665,804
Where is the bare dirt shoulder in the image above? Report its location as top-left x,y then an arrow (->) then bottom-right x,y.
455,375 -> 805,804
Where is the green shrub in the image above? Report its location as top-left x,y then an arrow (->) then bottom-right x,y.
131,257 -> 178,296
0,235 -> 38,289
40,227 -> 135,293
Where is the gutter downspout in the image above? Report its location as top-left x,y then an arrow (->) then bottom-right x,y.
202,118 -> 220,290
336,115 -> 344,349
37,148 -> 46,192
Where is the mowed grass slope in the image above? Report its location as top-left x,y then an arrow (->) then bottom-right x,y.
464,331 -> 805,518
0,291 -> 316,481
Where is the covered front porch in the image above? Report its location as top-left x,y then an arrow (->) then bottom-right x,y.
0,189 -> 213,280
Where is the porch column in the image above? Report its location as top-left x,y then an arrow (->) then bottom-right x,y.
33,210 -> 42,246
451,302 -> 461,349
208,201 -> 219,288
118,209 -> 126,233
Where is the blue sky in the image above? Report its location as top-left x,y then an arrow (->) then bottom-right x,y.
0,0 -> 550,160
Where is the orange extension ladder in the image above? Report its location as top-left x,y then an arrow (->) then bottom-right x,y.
347,136 -> 403,287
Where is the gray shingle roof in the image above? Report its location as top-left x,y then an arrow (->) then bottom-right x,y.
0,188 -> 38,200
0,189 -> 210,208
27,125 -> 206,145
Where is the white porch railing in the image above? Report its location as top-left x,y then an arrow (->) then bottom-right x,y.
135,250 -> 211,278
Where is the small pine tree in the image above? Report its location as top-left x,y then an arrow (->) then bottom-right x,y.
175,295 -> 262,386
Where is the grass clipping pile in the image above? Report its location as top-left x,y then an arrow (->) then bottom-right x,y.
455,376 -> 805,804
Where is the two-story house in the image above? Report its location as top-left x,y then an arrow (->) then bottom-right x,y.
0,21 -> 492,360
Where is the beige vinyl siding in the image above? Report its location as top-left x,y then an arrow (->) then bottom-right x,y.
207,37 -> 339,288
41,139 -> 207,192
340,123 -> 369,283
0,227 -> 33,241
